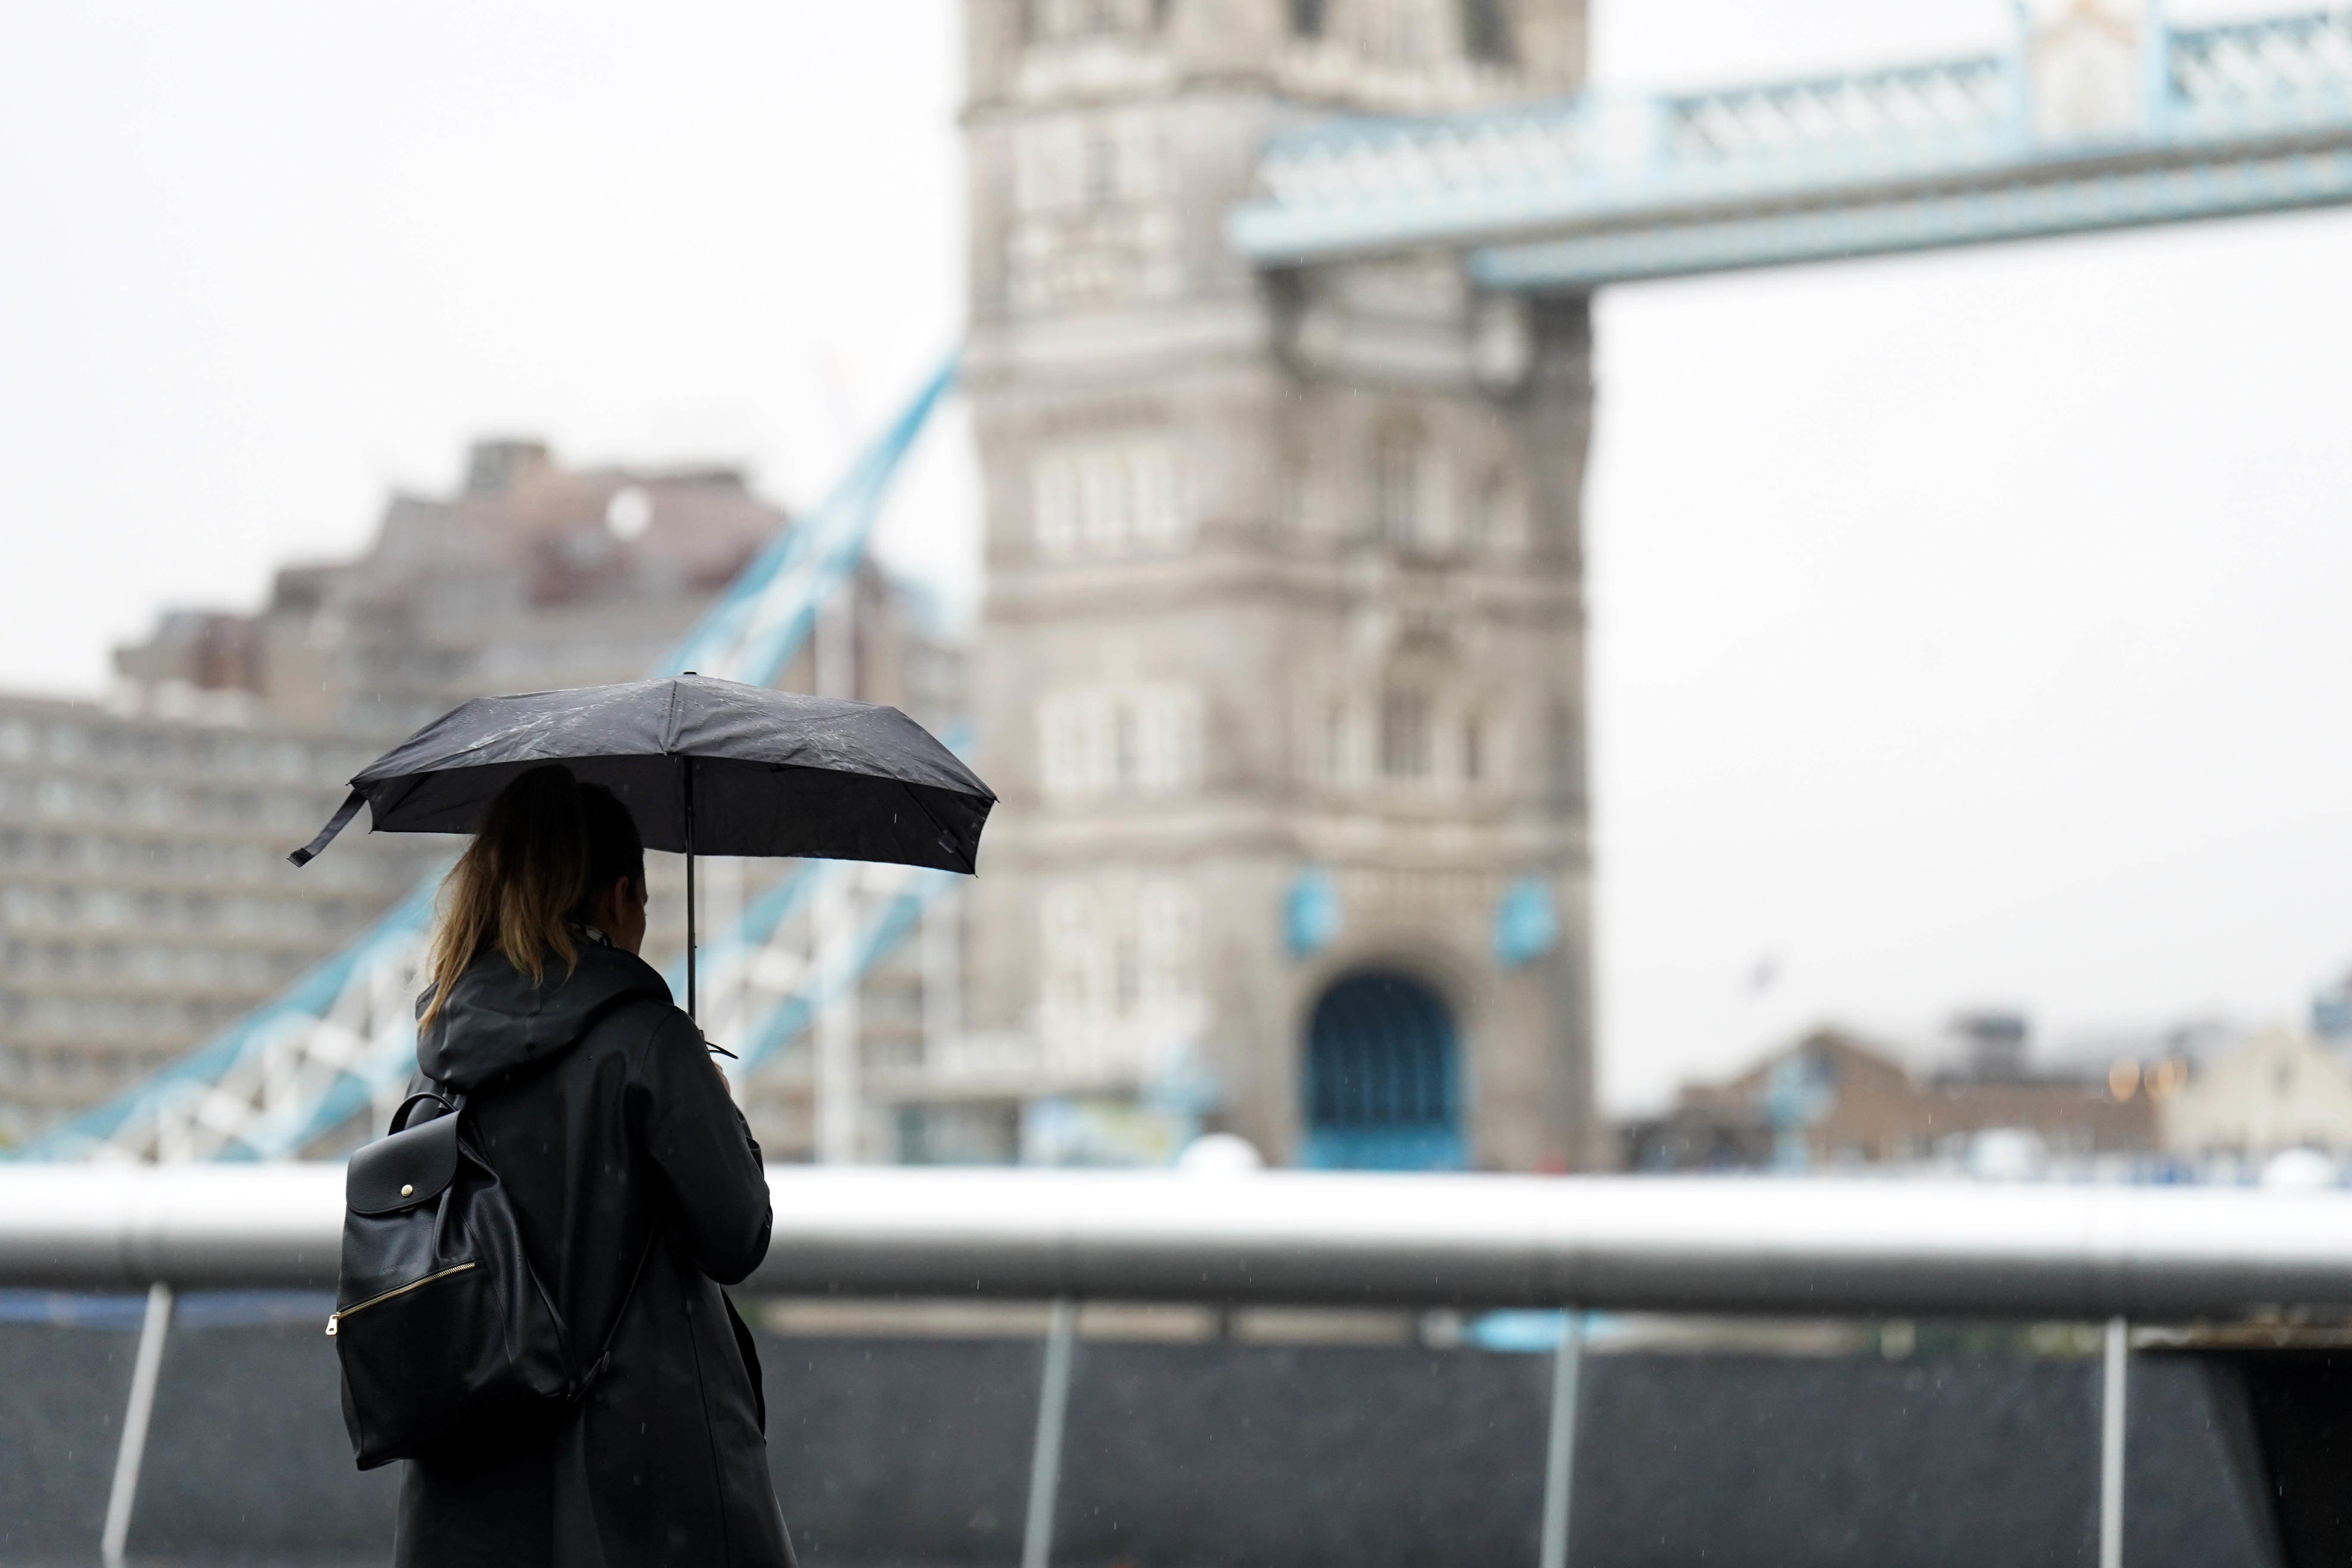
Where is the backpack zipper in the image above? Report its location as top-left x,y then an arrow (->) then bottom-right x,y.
325,1261 -> 477,1337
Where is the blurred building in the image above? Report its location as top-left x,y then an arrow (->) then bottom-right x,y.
2160,1027 -> 2352,1160
1623,1027 -> 2155,1172
2310,969 -> 2352,1041
3,440 -> 963,1142
20,2 -> 1604,1165
1945,1009 -> 2032,1082
117,436 -> 962,769
948,0 -> 1597,1170
117,438 -> 794,738
0,696 -> 435,1140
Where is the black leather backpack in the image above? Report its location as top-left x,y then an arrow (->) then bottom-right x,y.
328,1089 -> 647,1470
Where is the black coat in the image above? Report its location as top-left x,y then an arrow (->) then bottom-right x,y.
392,938 -> 794,1568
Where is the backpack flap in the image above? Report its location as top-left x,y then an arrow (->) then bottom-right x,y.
333,1089 -> 572,1469
346,1112 -> 460,1215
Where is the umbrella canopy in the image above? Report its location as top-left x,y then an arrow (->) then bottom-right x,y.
290,675 -> 993,872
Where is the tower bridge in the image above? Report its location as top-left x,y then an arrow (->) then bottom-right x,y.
15,0 -> 2352,1174
1233,6 -> 2352,285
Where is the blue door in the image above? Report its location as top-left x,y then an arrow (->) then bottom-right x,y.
1301,970 -> 1464,1170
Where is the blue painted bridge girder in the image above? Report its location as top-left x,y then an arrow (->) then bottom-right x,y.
1228,6 -> 2352,287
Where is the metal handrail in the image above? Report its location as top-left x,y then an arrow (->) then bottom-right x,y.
6,1164 -> 2352,1320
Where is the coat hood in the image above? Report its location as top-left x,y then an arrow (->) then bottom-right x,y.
416,938 -> 672,1092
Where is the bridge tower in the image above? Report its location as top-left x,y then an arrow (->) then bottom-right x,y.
961,0 -> 1597,1169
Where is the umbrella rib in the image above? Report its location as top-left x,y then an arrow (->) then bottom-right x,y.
894,779 -> 974,874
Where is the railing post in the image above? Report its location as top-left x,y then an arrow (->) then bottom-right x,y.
1022,1298 -> 1078,1568
1538,1310 -> 1585,1568
101,1283 -> 174,1568
2099,1315 -> 2129,1568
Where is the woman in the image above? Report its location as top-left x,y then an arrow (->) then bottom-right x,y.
394,764 -> 794,1568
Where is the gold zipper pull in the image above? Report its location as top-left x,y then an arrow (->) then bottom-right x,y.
325,1312 -> 340,1338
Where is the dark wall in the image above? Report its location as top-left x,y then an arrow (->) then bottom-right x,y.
0,1311 -> 2284,1568
0,1322 -> 137,1564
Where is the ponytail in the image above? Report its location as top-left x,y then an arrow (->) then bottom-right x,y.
420,765 -> 590,1027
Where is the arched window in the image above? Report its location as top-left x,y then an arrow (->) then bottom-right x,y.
1303,970 -> 1464,1169
1289,0 -> 1328,38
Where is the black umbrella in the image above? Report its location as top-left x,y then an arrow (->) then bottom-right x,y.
288,674 -> 993,1017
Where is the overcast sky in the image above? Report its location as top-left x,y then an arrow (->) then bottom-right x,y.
3,1 -> 2346,1111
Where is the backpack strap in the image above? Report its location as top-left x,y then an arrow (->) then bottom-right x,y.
573,1225 -> 662,1397
388,1090 -> 458,1135
389,1077 -> 647,1395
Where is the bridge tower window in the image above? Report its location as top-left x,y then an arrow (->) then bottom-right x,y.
1303,970 -> 1464,1169
1028,0 -> 1157,41
1361,0 -> 1445,66
1545,700 -> 1583,808
1275,442 -> 1311,535
1040,875 -> 1202,1077
1040,683 -> 1202,800
1082,123 -> 1121,207
1461,0 -> 1514,64
1381,688 -> 1429,780
1373,426 -> 1423,546
1473,466 -> 1523,551
1032,439 -> 1185,558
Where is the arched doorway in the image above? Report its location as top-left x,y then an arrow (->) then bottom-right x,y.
1301,969 -> 1464,1170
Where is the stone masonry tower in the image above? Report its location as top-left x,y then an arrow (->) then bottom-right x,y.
961,0 -> 1596,1170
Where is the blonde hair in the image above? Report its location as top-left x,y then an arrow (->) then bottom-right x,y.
420,765 -> 596,1029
